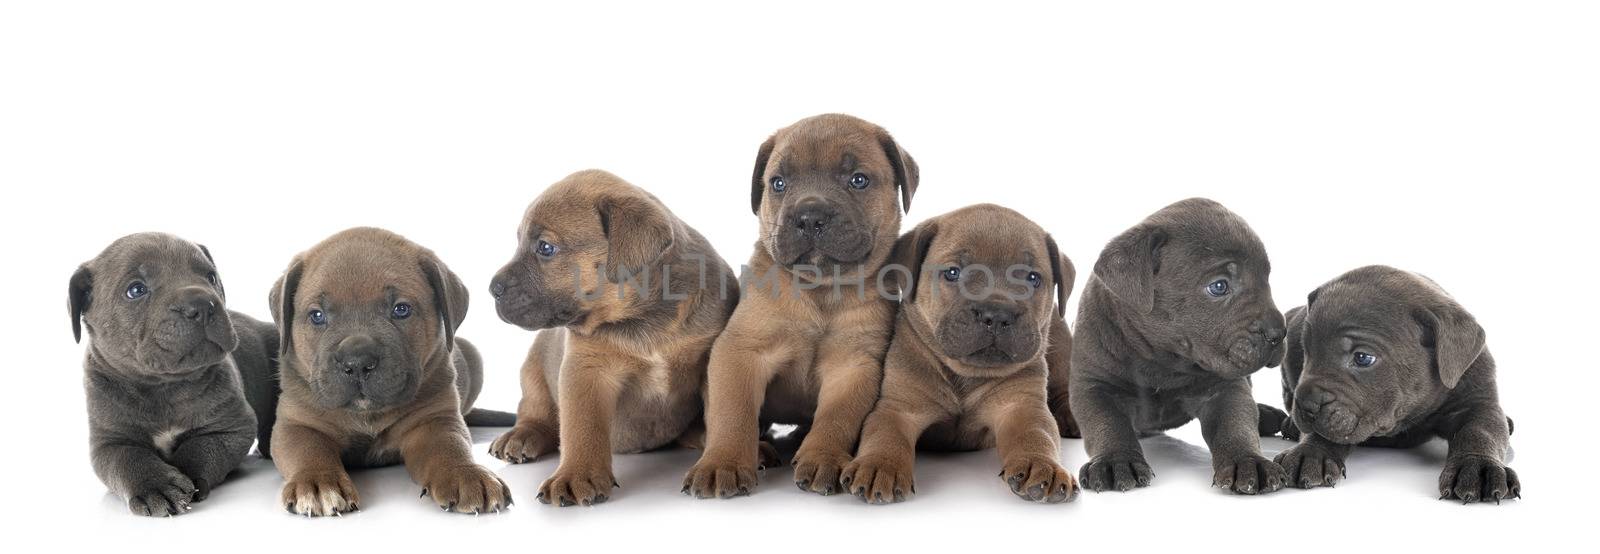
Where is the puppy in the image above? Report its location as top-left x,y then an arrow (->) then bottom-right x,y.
69,233 -> 278,516
1274,265 -> 1520,503
1071,198 -> 1291,495
269,227 -> 510,516
843,205 -> 1079,504
684,114 -> 917,498
486,170 -> 738,507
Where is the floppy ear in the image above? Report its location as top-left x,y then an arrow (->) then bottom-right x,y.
750,135 -> 776,215
269,258 -> 304,356
1092,224 -> 1166,313
599,195 -> 675,282
420,255 -> 469,353
1413,302 -> 1486,389
198,243 -> 215,263
68,264 -> 91,343
877,131 -> 920,213
888,220 -> 938,303
1045,234 -> 1075,318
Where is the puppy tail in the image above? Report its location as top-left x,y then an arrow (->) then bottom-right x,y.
1256,403 -> 1294,439
463,408 -> 518,427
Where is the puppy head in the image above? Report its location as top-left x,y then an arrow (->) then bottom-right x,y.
1092,198 -> 1285,377
1290,266 -> 1486,444
892,205 -> 1074,377
270,227 -> 467,411
69,233 -> 238,376
751,114 -> 918,279
489,170 -> 677,334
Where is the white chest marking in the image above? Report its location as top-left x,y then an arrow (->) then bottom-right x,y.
152,428 -> 185,456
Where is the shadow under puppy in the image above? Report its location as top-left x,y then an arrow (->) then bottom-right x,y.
844,204 -> 1079,504
269,227 -> 512,516
1274,265 -> 1519,503
69,233 -> 279,516
486,170 -> 738,506
1071,198 -> 1292,495
684,114 -> 917,498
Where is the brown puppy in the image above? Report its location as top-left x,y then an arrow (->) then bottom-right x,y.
844,205 -> 1078,504
269,227 -> 510,516
485,170 -> 738,507
684,114 -> 918,498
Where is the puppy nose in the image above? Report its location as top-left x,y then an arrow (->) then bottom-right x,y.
971,303 -> 1019,330
489,279 -> 507,299
1250,319 -> 1287,345
334,336 -> 382,376
791,202 -> 836,235
169,287 -> 218,324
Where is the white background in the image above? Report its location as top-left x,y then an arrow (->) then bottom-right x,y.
2,1 -> 1595,551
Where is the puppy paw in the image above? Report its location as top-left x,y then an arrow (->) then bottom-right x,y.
792,447 -> 850,496
1439,455 -> 1520,504
281,471 -> 359,517
682,454 -> 758,499
1274,442 -> 1346,488
1078,452 -> 1153,492
423,465 -> 512,514
538,464 -> 617,507
1212,454 -> 1288,495
488,423 -> 557,464
127,471 -> 197,517
1001,455 -> 1078,503
841,454 -> 916,504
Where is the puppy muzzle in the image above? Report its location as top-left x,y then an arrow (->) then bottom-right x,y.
1293,385 -> 1376,444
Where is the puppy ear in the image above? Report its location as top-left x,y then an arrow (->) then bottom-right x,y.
1045,234 -> 1075,319
600,195 -> 675,282
421,255 -> 469,352
1092,224 -> 1166,313
877,131 -> 920,213
198,243 -> 215,263
889,220 -> 938,302
1414,302 -> 1486,389
750,135 -> 776,215
68,264 -> 91,343
269,258 -> 304,356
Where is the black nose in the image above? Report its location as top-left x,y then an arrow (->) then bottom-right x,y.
489,279 -> 506,299
1250,319 -> 1287,346
169,287 -> 218,324
971,303 -> 1019,330
1296,387 -> 1334,420
334,336 -> 382,376
791,203 -> 837,235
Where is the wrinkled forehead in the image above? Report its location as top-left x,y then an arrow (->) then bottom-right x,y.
772,128 -> 887,174
932,218 -> 1048,270
95,235 -> 212,280
302,248 -> 429,306
1306,283 -> 1417,342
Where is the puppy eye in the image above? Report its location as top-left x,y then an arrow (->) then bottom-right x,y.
206,273 -> 220,286
848,173 -> 870,189
770,176 -> 787,193
1353,352 -> 1377,368
1024,271 -> 1043,288
308,309 -> 328,326
535,240 -> 558,258
125,281 -> 148,300
1207,279 -> 1231,297
943,266 -> 962,282
392,303 -> 412,320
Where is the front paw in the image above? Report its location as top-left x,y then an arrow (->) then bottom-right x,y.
423,465 -> 512,514
281,470 -> 359,517
1212,454 -> 1288,495
792,447 -> 850,496
841,454 -> 915,504
127,471 -> 197,517
1079,452 -> 1153,492
1001,455 -> 1078,503
488,423 -> 557,464
682,453 -> 758,499
1274,442 -> 1346,488
1440,455 -> 1520,504
538,463 -> 618,507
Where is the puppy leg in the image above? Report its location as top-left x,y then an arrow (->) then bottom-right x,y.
1197,381 -> 1287,495
684,337 -> 782,499
792,345 -> 884,496
1273,432 -> 1351,489
843,401 -> 937,504
1071,382 -> 1153,492
167,424 -> 254,502
1439,407 -> 1519,504
992,400 -> 1078,503
490,338 -> 560,464
1044,318 -> 1080,438
91,438 -> 196,517
400,414 -> 511,514
538,351 -> 623,507
273,423 -> 358,517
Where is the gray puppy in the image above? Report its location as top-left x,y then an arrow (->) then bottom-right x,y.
69,233 -> 279,516
1274,265 -> 1520,503
1070,198 -> 1290,495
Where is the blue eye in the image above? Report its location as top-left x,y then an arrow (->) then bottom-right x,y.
392,303 -> 412,319
1207,279 -> 1231,297
1026,272 -> 1042,288
943,266 -> 961,282
848,173 -> 869,189
125,282 -> 148,299
308,309 -> 328,326
536,240 -> 558,258
771,176 -> 786,192
1353,352 -> 1376,368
